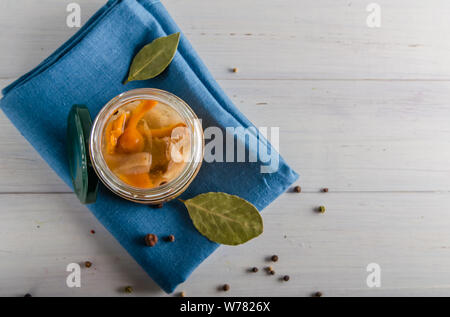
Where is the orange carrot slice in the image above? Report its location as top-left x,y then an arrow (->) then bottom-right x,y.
119,172 -> 154,188
149,122 -> 187,138
105,112 -> 127,154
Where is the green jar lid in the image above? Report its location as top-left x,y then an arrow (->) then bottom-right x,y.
67,105 -> 98,204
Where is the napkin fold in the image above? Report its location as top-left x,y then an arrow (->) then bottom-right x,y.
0,0 -> 298,293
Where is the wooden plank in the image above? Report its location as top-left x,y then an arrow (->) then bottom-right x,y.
1,0 -> 449,297
1,192 -> 450,296
1,78 -> 450,192
1,0 -> 450,80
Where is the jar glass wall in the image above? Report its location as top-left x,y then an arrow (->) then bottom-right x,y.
90,88 -> 204,204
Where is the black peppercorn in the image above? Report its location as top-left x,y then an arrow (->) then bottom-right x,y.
271,255 -> 279,262
293,185 -> 301,193
167,235 -> 175,242
84,261 -> 92,268
283,275 -> 290,281
145,233 -> 158,247
251,267 -> 258,273
223,284 -> 230,291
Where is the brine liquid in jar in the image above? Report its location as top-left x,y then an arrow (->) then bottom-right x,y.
102,99 -> 191,189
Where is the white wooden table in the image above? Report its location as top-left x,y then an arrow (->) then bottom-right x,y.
1,0 -> 450,297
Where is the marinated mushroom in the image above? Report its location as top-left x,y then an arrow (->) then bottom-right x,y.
102,99 -> 189,189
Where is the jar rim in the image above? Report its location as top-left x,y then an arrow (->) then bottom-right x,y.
89,88 -> 204,204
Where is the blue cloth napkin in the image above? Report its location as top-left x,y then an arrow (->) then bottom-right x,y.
0,0 -> 298,293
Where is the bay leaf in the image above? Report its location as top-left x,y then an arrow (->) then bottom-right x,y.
181,192 -> 263,245
124,32 -> 180,84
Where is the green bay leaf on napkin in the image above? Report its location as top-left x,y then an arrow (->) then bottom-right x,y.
124,32 -> 180,84
181,192 -> 264,245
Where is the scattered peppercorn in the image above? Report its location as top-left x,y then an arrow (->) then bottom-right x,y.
313,291 -> 323,297
145,233 -> 158,247
124,286 -> 133,294
167,235 -> 175,242
251,267 -> 259,273
152,203 -> 164,209
322,188 -> 329,193
293,185 -> 301,193
318,206 -> 326,214
90,230 -> 96,234
271,255 -> 279,262
24,293 -> 32,297
222,284 -> 230,291
283,275 -> 290,282
232,67 -> 239,73
180,291 -> 186,297
84,261 -> 92,268
269,270 -> 275,275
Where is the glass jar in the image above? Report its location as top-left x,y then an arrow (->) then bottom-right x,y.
89,88 -> 204,204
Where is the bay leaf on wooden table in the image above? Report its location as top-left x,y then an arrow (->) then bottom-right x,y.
124,32 -> 180,84
180,192 -> 264,246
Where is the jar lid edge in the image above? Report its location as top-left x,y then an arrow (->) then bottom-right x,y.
67,104 -> 98,204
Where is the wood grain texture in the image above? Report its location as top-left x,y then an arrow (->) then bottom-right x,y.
1,192 -> 450,297
2,78 -> 450,192
2,0 -> 450,80
1,0 -> 450,296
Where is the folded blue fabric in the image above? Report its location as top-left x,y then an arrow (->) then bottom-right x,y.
0,0 -> 298,293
